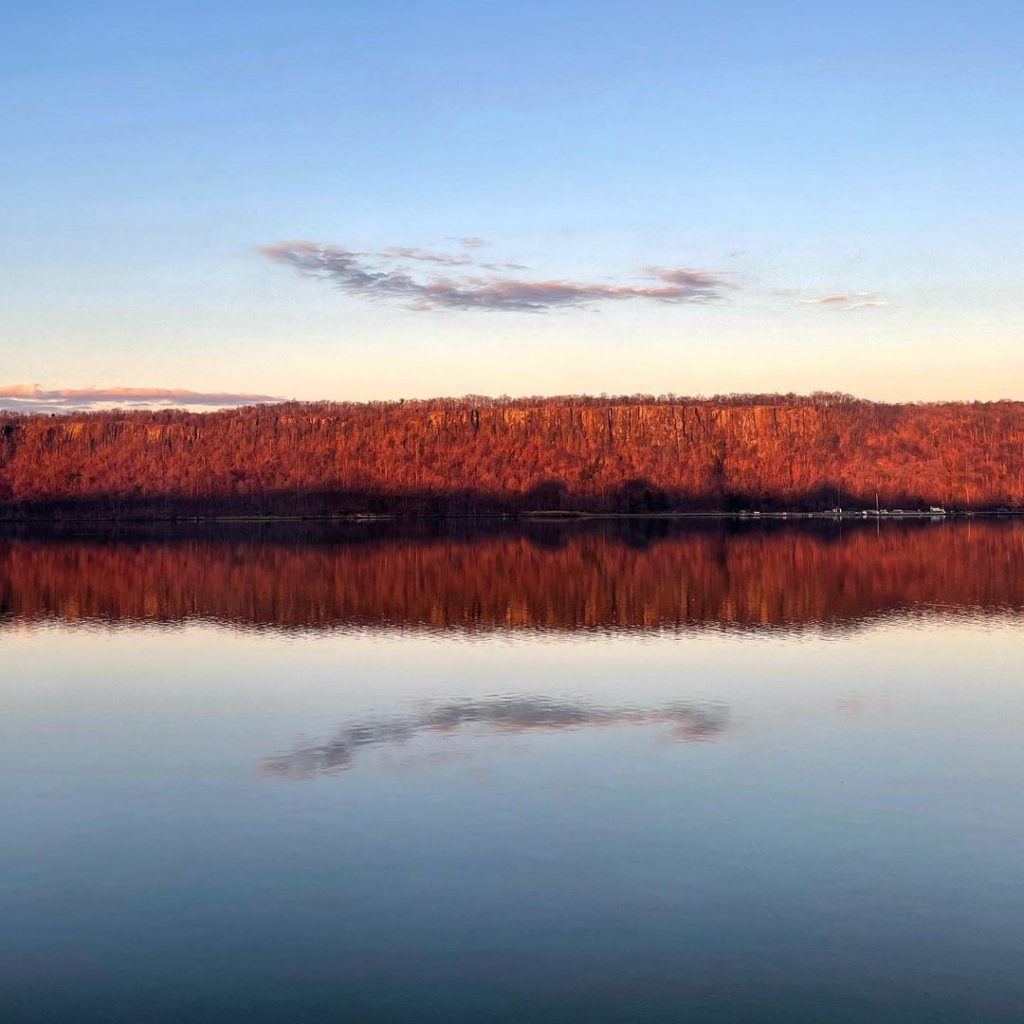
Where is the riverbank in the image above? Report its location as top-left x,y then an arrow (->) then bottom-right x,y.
1,508 -> 1021,525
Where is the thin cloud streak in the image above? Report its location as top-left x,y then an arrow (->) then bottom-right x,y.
260,241 -> 729,312
450,235 -> 488,249
0,384 -> 283,413
796,294 -> 851,304
794,291 -> 886,310
377,246 -> 474,266
478,261 -> 530,271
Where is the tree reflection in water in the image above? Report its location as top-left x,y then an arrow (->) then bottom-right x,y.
1,519 -> 1023,635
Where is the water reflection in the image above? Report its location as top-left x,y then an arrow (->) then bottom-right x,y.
6,520 -> 1024,1023
1,518 -> 1022,634
261,696 -> 727,778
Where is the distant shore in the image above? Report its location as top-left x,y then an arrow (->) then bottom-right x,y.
3,397 -> 1024,519
1,508 -> 1021,525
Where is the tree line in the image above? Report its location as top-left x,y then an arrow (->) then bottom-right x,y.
1,392 -> 1022,516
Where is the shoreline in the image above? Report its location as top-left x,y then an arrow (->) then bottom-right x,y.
0,509 -> 1021,526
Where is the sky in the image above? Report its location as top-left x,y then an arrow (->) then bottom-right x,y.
2,0 -> 1022,410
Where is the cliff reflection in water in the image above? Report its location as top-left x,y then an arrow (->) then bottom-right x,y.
1,519 -> 1023,635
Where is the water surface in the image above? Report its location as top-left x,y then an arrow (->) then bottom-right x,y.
3,520 -> 1023,1022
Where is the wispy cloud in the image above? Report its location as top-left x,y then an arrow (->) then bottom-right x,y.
0,384 -> 283,413
478,261 -> 531,271
260,696 -> 727,777
260,240 -> 729,312
793,291 -> 887,311
795,294 -> 851,305
449,235 -> 488,249
377,246 -> 474,266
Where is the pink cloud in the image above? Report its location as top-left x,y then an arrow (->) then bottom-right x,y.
0,384 -> 283,413
794,291 -> 887,310
795,294 -> 850,304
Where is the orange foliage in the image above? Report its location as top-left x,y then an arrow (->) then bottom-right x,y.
1,393 -> 1023,515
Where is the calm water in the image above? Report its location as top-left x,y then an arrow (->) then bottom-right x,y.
2,519 -> 1023,1023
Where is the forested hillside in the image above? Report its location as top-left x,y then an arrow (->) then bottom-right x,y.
1,393 -> 1022,516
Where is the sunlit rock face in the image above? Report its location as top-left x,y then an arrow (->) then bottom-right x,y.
2,395 -> 1023,515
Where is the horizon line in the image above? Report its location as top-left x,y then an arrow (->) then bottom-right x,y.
3,388 -> 1024,416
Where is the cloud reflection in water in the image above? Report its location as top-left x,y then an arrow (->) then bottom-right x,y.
261,696 -> 727,778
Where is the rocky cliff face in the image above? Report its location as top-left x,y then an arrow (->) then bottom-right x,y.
1,394 -> 1022,515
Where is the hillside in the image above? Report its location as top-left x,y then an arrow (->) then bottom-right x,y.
1,393 -> 1023,516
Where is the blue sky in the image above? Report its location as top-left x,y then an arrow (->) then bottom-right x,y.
2,0 -> 1022,408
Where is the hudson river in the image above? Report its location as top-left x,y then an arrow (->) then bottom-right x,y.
3,519 -> 1023,1022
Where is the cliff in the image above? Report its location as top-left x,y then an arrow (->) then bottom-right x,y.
1,393 -> 1022,516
